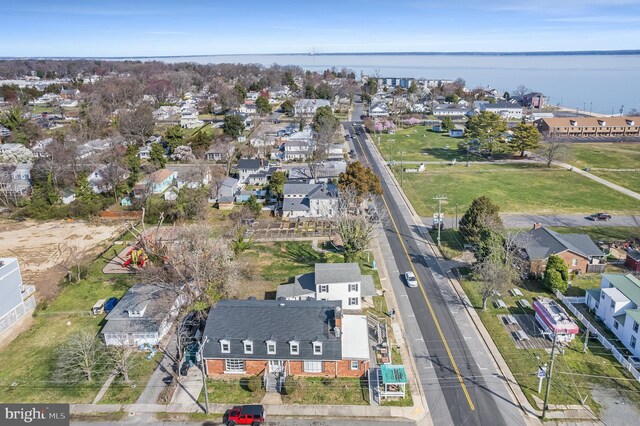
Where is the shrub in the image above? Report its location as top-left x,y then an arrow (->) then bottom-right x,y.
247,375 -> 262,393
282,375 -> 298,396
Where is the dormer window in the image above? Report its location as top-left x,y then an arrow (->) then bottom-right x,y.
220,340 -> 230,354
127,302 -> 148,318
243,340 -> 253,354
598,120 -> 606,126
289,341 -> 299,355
627,119 -> 635,126
313,341 -> 322,355
570,120 -> 577,126
266,340 -> 276,355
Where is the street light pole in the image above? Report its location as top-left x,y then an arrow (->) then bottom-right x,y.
199,336 -> 210,414
542,332 -> 558,420
433,195 -> 447,246
400,151 -> 405,188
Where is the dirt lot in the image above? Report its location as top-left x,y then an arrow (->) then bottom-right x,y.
0,219 -> 124,300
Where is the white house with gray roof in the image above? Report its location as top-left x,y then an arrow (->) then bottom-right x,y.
276,263 -> 376,310
0,258 -> 36,336
101,283 -> 184,346
586,274 -> 640,358
294,99 -> 331,116
282,181 -> 338,219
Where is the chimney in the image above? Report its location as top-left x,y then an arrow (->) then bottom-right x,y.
533,223 -> 542,230
334,306 -> 342,330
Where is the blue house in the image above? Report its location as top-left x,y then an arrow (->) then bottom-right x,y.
133,169 -> 177,198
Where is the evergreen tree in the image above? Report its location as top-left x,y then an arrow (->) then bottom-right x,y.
459,196 -> 503,244
150,143 -> 167,168
542,254 -> 569,293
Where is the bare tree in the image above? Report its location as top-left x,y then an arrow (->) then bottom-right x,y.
537,139 -> 569,168
473,258 -> 517,310
109,336 -> 138,383
513,84 -> 530,97
118,104 -> 155,146
54,331 -> 108,383
333,187 -> 376,262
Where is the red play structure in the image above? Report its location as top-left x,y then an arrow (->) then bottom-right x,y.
122,245 -> 147,269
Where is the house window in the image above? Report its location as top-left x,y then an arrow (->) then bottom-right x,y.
600,292 -> 605,299
225,359 -> 245,372
350,361 -> 359,370
318,285 -> 329,293
243,340 -> 253,354
267,341 -> 276,355
634,321 -> 639,333
611,301 -> 615,309
220,340 -> 230,354
572,259 -> 578,266
290,341 -> 299,355
632,336 -> 637,349
614,321 -> 619,329
303,361 -> 323,373
348,297 -> 359,306
349,283 -> 359,292
313,342 -> 322,355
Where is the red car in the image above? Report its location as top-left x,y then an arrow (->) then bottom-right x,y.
224,405 -> 266,426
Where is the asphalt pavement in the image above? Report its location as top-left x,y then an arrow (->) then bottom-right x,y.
72,420 -> 414,426
345,110 -> 526,426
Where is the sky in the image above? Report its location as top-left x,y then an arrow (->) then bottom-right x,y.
1,0 -> 640,57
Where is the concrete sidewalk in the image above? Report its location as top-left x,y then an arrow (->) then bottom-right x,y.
70,402 -> 420,421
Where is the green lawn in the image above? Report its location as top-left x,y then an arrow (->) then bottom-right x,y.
428,229 -> 466,259
570,143 -> 640,170
396,163 -> 640,216
237,241 -> 380,299
379,126 -> 477,162
202,378 -> 265,404
460,278 -> 640,415
282,377 -> 369,405
99,352 -> 162,404
0,243 -> 138,403
591,170 -> 640,193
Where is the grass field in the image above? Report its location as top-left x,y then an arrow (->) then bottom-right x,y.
0,244 -> 140,403
378,125 -> 487,162
590,170 -> 640,193
282,377 -> 369,405
570,143 -> 640,170
395,163 -> 640,216
460,279 -> 640,415
549,226 -> 640,243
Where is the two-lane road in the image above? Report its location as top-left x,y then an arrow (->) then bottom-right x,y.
345,119 -> 525,426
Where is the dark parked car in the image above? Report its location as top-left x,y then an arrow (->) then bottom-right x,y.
590,212 -> 612,221
224,404 -> 266,426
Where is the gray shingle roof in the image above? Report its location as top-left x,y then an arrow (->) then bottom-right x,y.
202,299 -> 343,360
101,283 -> 178,335
283,198 -> 310,212
517,227 -> 604,260
236,158 -> 263,170
315,263 -> 362,285
276,273 -> 316,299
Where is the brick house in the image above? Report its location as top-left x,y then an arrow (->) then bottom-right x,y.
626,250 -> 640,273
515,224 -> 605,275
201,300 -> 370,383
535,116 -> 640,139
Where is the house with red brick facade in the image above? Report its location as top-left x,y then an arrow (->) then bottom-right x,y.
201,299 -> 370,391
516,224 -> 605,275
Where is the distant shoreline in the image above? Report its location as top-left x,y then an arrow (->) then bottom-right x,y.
1,49 -> 640,60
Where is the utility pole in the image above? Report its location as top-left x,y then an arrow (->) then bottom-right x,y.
583,328 -> 590,353
433,195 -> 447,246
400,151 -> 405,188
542,332 -> 558,420
198,336 -> 210,414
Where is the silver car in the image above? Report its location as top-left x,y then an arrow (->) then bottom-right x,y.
405,271 -> 418,288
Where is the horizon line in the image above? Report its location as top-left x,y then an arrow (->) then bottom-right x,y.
2,49 -> 640,60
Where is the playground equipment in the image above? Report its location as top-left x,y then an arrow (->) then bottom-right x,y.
122,244 -> 148,269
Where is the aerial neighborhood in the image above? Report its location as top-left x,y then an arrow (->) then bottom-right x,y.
1,57 -> 640,426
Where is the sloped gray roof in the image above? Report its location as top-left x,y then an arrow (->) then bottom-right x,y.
361,275 -> 377,297
101,283 -> 178,335
276,273 -> 316,299
202,299 -> 343,360
315,263 -> 362,285
516,226 -> 604,260
282,198 -> 310,212
236,158 -> 263,170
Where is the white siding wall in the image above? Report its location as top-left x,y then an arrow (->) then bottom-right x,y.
317,282 -> 361,310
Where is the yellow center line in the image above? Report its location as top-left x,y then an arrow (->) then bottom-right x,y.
353,127 -> 476,411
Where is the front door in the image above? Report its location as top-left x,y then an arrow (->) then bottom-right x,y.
269,360 -> 284,373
